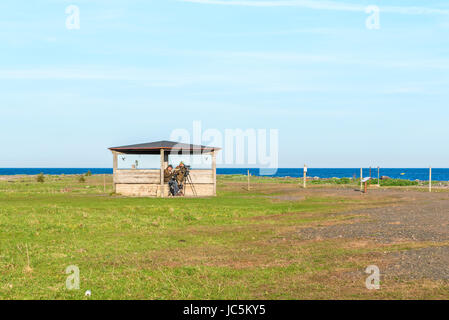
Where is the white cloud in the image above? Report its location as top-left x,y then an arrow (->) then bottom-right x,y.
0,67 -> 256,87
179,0 -> 449,15
1,51 -> 449,85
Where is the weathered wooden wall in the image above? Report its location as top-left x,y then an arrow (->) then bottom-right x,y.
115,183 -> 160,197
114,169 -> 214,197
114,169 -> 160,184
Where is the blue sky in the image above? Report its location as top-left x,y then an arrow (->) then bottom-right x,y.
1,0 -> 449,168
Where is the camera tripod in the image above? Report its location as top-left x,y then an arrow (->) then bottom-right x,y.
183,173 -> 197,197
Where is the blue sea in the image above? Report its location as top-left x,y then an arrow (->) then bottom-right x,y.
0,168 -> 447,181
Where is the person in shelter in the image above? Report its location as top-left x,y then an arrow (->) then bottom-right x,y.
164,165 -> 180,196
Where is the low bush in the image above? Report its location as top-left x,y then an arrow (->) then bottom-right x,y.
36,173 -> 45,183
370,178 -> 418,186
309,177 -> 353,185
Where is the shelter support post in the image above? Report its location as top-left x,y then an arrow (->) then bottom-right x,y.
112,151 -> 118,192
164,152 -> 169,168
212,150 -> 216,196
160,149 -> 165,198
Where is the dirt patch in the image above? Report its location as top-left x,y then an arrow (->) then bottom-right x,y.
269,195 -> 306,202
0,175 -> 27,182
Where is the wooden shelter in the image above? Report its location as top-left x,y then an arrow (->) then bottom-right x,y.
108,140 -> 220,197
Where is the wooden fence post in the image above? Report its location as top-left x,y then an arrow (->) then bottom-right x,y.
429,166 -> 432,193
360,168 -> 363,193
377,166 -> 380,187
303,165 -> 307,189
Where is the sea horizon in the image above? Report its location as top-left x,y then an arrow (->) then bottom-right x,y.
1,167 -> 447,181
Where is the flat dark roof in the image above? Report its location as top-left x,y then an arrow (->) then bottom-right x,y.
108,140 -> 220,155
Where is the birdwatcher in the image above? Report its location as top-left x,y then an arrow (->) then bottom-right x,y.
174,162 -> 188,195
164,165 -> 174,183
175,162 -> 187,183
164,165 -> 179,196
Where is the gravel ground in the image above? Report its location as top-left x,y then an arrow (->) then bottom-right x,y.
383,246 -> 449,280
288,188 -> 449,280
293,190 -> 449,243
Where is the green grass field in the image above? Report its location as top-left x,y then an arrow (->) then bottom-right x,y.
0,174 -> 447,299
